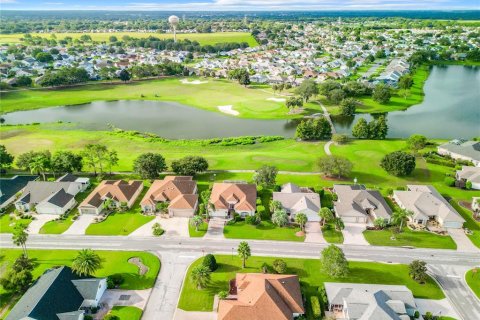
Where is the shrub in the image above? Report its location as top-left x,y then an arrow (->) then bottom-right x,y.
444,177 -> 455,187
103,315 -> 119,320
414,310 -> 420,319
256,198 -> 262,205
466,181 -> 472,190
202,254 -> 218,272
332,133 -> 349,144
245,215 -> 260,225
310,296 -> 321,318
218,290 -> 228,300
107,274 -> 124,289
152,223 -> 164,236
257,205 -> 268,220
84,316 -> 93,320
318,286 -> 328,306
380,151 -> 416,176
272,259 -> 287,274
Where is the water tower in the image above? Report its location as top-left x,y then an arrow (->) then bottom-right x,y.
168,15 -> 180,42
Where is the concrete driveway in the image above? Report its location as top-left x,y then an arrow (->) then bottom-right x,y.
27,214 -> 58,234
305,222 -> 326,243
129,217 -> 189,237
63,214 -> 96,235
342,223 -> 369,245
204,218 -> 226,239
415,298 -> 460,319
448,229 -> 479,252
100,289 -> 151,309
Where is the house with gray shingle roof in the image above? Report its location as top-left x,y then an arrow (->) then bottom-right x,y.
273,183 -> 321,222
324,282 -> 421,320
456,166 -> 480,190
438,139 -> 480,167
393,185 -> 465,229
333,185 -> 392,224
6,266 -> 106,320
15,180 -> 84,215
0,175 -> 38,209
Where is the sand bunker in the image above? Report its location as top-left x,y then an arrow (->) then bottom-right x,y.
217,105 -> 240,116
128,257 -> 149,276
267,97 -> 286,102
180,79 -> 208,85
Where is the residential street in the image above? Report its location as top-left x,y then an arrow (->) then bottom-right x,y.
1,234 -> 479,320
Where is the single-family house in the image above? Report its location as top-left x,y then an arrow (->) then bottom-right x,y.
393,185 -> 465,229
438,139 -> 480,167
0,175 -> 38,209
7,266 -> 107,320
78,180 -> 143,215
140,176 -> 198,217
333,185 -> 392,224
218,273 -> 305,320
456,166 -> 480,190
57,173 -> 90,192
273,183 -> 321,222
15,181 -> 83,215
324,282 -> 420,320
209,182 -> 256,218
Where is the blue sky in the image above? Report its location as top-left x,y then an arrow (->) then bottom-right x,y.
0,0 -> 478,11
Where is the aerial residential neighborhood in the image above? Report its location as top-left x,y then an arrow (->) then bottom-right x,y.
0,3 -> 479,320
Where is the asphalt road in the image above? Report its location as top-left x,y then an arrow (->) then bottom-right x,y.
1,234 -> 479,320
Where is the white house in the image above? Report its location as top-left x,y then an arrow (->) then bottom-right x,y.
438,139 -> 480,167
456,166 -> 480,190
273,183 -> 321,222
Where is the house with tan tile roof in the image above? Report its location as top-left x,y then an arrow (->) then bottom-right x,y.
218,273 -> 305,320
140,176 -> 198,217
209,182 -> 257,218
78,180 -> 143,215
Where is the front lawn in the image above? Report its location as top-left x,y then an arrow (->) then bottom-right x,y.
177,255 -> 444,314
466,269 -> 480,299
106,306 -> 143,320
322,223 -> 344,244
0,249 -> 161,315
223,220 -> 305,242
189,220 -> 208,237
363,227 -> 457,250
450,200 -> 480,248
0,213 -> 32,233
39,214 -> 76,234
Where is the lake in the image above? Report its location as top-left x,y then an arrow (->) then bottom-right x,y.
2,100 -> 298,139
2,65 -> 479,139
333,65 -> 480,139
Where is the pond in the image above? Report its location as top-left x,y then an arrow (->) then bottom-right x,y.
332,65 -> 480,139
2,100 -> 298,139
2,65 -> 479,139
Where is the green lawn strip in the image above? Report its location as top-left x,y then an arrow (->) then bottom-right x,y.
223,220 -> 304,242
465,269 -> 480,299
106,306 -> 143,320
1,125 -> 325,172
322,223 -> 344,244
189,220 -> 208,237
0,249 -> 161,311
363,227 -> 457,249
449,200 -> 480,248
0,77 -> 321,118
177,255 -> 444,312
0,212 -> 32,234
0,32 -> 258,46
85,189 -> 154,236
39,214 -> 76,234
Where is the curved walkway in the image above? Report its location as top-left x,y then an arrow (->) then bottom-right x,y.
324,141 -> 333,156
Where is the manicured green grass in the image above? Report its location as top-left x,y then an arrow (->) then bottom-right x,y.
106,306 -> 143,320
363,227 -> 457,249
85,189 -> 154,235
0,32 -> 258,46
466,269 -> 480,299
450,200 -> 480,249
177,255 -> 445,313
0,213 -> 32,233
0,77 -> 321,118
1,125 -> 326,172
322,223 -> 344,244
0,249 -> 161,314
39,214 -> 76,234
189,220 -> 208,237
223,220 -> 305,242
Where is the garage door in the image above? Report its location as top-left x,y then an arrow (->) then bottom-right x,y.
342,216 -> 359,223
443,221 -> 463,229
170,209 -> 194,218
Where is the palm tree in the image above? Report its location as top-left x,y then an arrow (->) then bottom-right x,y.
29,157 -> 46,181
12,223 -> 29,258
71,249 -> 102,277
295,213 -> 308,232
237,241 -> 251,269
319,208 -> 334,226
190,265 -> 211,289
190,215 -> 203,232
333,217 -> 345,231
392,209 -> 413,232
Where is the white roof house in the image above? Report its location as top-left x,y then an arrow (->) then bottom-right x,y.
272,183 -> 321,222
393,185 -> 465,229
456,166 -> 480,190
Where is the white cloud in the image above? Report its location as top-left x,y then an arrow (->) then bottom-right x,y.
0,0 -> 18,3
